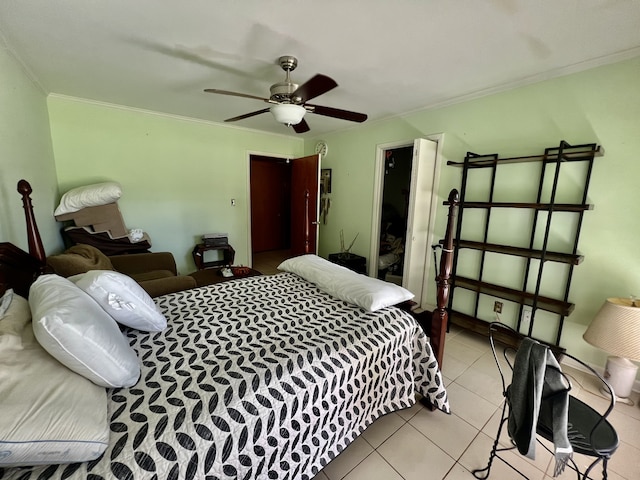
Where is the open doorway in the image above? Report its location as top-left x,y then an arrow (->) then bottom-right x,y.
377,146 -> 413,284
249,153 -> 321,275
250,155 -> 292,274
370,136 -> 442,309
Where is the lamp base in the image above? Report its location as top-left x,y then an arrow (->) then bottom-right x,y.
598,386 -> 635,406
601,356 -> 638,406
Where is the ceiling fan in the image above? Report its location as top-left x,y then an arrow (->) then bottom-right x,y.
204,55 -> 367,133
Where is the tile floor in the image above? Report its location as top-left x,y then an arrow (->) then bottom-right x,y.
310,325 -> 640,480
252,248 -> 291,275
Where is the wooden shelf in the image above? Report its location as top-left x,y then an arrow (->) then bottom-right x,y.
453,276 -> 575,316
447,144 -> 603,168
446,141 -> 600,346
449,311 -> 566,357
453,239 -> 584,265
458,202 -> 593,212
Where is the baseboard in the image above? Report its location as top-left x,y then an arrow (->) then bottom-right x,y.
561,356 -> 640,394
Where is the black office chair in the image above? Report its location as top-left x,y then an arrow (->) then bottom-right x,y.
472,322 -> 619,480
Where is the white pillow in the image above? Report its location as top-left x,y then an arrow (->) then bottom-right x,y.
278,254 -> 414,311
54,181 -> 122,216
29,274 -> 140,388
0,293 -> 31,351
0,317 -> 108,466
71,270 -> 167,331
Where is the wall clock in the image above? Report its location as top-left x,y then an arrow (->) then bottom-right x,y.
315,141 -> 328,157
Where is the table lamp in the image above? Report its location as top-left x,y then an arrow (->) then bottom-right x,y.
583,297 -> 640,405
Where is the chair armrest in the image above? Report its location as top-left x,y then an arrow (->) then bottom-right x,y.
139,276 -> 197,298
110,252 -> 178,276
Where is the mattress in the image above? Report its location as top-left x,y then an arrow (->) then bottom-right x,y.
0,272 -> 448,480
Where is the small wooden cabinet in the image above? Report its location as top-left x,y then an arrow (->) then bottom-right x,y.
328,253 -> 367,274
192,243 -> 235,270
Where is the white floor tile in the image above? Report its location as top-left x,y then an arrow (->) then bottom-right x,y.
444,338 -> 486,366
342,451 -> 403,480
459,431 -> 546,480
409,407 -> 479,460
445,382 -> 501,430
361,411 -> 406,448
453,364 -> 506,406
442,463 -> 474,479
322,436 -> 374,480
377,423 -> 456,480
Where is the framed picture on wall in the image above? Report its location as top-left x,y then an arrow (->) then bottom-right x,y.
321,168 -> 332,194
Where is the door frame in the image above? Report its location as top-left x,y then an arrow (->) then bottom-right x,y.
246,150 -> 320,265
369,133 -> 444,308
246,150 -> 293,267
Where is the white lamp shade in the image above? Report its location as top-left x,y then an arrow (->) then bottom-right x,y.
270,104 -> 306,125
583,297 -> 640,362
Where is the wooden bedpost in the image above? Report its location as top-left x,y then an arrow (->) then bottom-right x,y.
17,179 -> 47,271
431,189 -> 459,368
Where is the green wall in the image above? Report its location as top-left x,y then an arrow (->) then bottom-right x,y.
0,40 -> 60,253
47,97 -> 304,272
311,57 -> 640,367
41,55 -> 640,373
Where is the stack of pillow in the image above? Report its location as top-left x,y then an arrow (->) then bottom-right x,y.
0,270 -> 168,467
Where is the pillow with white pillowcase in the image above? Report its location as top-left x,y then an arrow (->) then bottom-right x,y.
70,270 -> 167,332
278,254 -> 414,311
29,274 -> 140,388
0,303 -> 109,467
54,181 -> 122,216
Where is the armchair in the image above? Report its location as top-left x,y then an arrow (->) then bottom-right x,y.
47,244 -> 196,297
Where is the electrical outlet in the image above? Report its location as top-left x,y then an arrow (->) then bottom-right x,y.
521,307 -> 532,329
493,301 -> 503,314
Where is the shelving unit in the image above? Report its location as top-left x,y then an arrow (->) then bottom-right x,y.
446,140 -> 603,347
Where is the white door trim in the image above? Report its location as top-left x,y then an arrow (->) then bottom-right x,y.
369,134 -> 444,309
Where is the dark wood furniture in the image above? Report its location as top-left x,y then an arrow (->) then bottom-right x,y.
5,179 -> 459,382
328,252 -> 367,274
446,141 -> 603,350
192,243 -> 235,270
189,267 -> 262,287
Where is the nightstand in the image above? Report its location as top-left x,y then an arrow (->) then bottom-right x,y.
192,243 -> 235,270
328,253 -> 367,274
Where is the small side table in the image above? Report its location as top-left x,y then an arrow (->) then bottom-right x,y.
328,253 -> 367,274
192,243 -> 235,270
189,267 -> 261,287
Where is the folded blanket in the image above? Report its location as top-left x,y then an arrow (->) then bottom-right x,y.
507,337 -> 572,476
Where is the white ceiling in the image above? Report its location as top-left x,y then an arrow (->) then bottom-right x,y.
1,0 -> 639,138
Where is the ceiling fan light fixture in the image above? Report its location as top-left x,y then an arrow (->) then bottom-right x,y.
270,104 -> 306,125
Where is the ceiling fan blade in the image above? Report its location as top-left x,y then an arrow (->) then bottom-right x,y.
204,88 -> 271,103
225,108 -> 270,122
291,74 -> 338,102
306,104 -> 368,123
292,118 -> 310,134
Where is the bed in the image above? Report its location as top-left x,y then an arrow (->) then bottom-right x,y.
0,180 -> 459,480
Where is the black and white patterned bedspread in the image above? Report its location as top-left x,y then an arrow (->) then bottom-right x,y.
1,273 -> 448,480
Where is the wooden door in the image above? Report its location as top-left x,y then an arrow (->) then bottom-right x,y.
250,156 -> 291,253
290,154 -> 320,256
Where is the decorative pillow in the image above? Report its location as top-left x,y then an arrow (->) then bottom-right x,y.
278,254 -> 414,311
29,274 -> 140,388
71,270 -> 167,331
47,243 -> 115,277
54,181 -> 122,216
0,316 -> 108,466
0,293 -> 31,351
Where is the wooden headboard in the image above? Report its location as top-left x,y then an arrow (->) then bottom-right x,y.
0,180 -> 47,297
